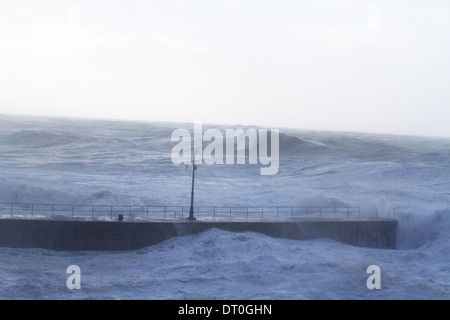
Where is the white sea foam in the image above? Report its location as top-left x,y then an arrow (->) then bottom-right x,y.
0,114 -> 448,299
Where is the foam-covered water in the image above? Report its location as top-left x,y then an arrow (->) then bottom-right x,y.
0,114 -> 448,299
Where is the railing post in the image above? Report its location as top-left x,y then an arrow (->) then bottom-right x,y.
319,207 -> 322,217
246,207 -> 248,219
10,204 -> 13,218
213,207 -> 216,220
291,207 -> 293,218
229,207 -> 231,219
52,205 -> 54,217
129,205 -> 131,218
146,206 -> 149,220
72,205 -> 74,218
92,205 -> 94,218
110,205 -> 113,219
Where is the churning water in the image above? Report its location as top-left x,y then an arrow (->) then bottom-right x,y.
0,114 -> 448,299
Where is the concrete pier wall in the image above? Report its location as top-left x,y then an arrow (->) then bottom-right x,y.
0,218 -> 397,251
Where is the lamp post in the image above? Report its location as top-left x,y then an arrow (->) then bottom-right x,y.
187,155 -> 197,221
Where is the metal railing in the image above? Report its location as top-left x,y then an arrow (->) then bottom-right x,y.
0,202 -> 366,220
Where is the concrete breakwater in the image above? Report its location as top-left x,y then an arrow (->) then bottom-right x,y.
0,217 -> 397,251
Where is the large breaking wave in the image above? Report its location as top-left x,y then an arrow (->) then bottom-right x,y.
0,114 -> 449,299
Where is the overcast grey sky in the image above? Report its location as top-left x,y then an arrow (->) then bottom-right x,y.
1,0 -> 449,137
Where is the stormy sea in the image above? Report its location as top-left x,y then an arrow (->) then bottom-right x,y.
0,114 -> 448,300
